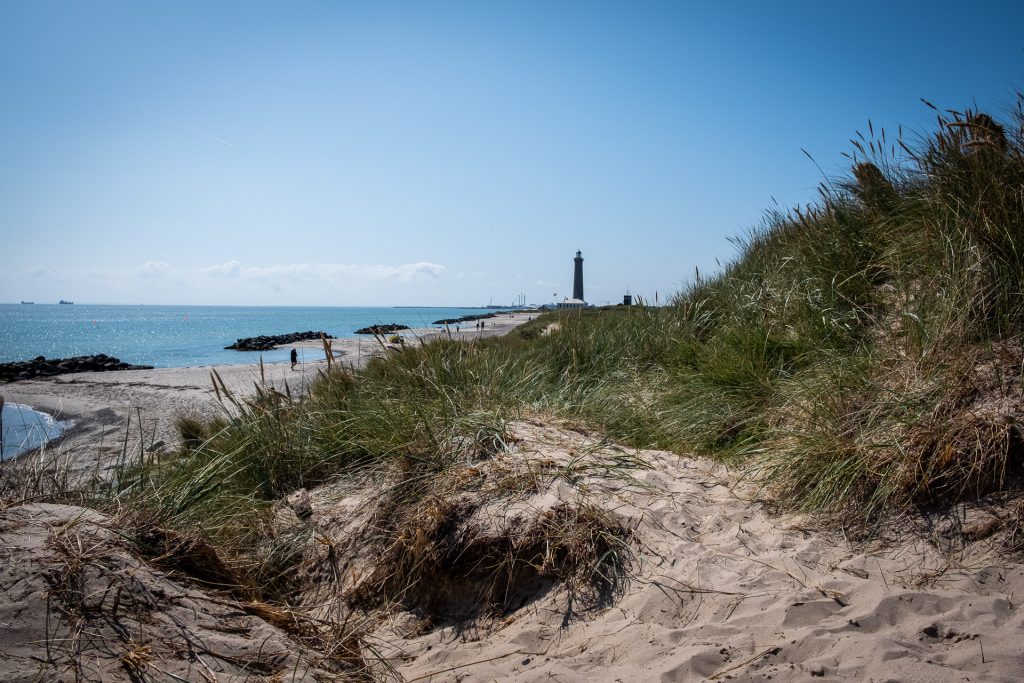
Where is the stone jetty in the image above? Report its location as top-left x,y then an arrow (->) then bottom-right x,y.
354,324 -> 409,335
0,354 -> 154,383
225,331 -> 334,351
432,310 -> 529,325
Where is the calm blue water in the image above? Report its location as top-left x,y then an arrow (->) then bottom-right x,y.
1,403 -> 70,461
0,304 -> 507,368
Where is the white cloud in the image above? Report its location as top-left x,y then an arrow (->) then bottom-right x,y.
369,262 -> 446,280
198,261 -> 445,283
200,260 -> 243,277
14,261 -> 445,282
136,261 -> 173,277
5,260 -> 449,304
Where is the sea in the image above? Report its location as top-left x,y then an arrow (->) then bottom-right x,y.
0,303 -> 508,367
0,303 -> 510,459
1,402 -> 70,461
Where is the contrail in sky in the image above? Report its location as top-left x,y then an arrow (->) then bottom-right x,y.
196,131 -> 238,149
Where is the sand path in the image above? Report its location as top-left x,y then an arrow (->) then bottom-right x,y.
372,421 -> 1024,682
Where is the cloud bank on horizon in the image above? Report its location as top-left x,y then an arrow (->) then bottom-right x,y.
3,260 -> 455,306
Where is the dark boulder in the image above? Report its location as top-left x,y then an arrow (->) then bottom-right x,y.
354,324 -> 409,335
431,310 -> 529,325
225,330 -> 334,351
0,355 -> 154,383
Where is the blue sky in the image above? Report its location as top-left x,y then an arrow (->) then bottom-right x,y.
1,1 -> 1022,306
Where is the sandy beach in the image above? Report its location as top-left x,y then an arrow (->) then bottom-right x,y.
4,309 -> 1023,682
368,421 -> 1024,682
4,415 -> 1022,682
0,312 -> 536,473
6,3 -> 1022,679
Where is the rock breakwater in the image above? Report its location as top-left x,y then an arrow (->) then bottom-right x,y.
225,331 -> 334,351
432,310 -> 529,325
0,354 -> 154,383
354,324 -> 409,335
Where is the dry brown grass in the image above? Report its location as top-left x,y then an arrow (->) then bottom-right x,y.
283,420 -> 642,644
346,497 -> 632,620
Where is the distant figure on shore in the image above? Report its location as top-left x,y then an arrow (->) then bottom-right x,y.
290,348 -> 298,370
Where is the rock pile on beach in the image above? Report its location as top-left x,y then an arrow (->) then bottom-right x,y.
432,310 -> 529,325
432,312 -> 498,325
225,331 -> 333,351
0,354 -> 154,383
354,324 -> 409,335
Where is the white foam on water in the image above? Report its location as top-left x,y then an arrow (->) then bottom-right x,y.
1,403 -> 72,461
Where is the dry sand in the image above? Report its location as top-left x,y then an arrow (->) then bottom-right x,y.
0,312 -> 536,474
2,358 -> 330,475
363,422 -> 1024,682
3,418 -> 1022,681
3,310 -> 1022,681
0,503 -> 336,682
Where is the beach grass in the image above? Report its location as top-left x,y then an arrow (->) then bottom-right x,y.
11,97 -> 1022,664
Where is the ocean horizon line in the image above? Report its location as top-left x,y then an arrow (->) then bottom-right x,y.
0,303 -> 527,368
3,302 -> 520,309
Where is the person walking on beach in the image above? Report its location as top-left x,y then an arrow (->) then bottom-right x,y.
290,348 -> 298,370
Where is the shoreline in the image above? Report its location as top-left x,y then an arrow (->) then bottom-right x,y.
0,303 -> 532,369
0,312 -> 535,472
6,309 -> 1024,682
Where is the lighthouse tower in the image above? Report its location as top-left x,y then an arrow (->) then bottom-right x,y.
572,250 -> 584,301
554,250 -> 588,309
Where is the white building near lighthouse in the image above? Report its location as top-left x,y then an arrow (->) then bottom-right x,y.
555,250 -> 589,309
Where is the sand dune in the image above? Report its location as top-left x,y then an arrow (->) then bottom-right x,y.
0,503 -> 336,682
3,311 -> 1022,681
1,420 -> 1021,681
359,421 -> 1024,682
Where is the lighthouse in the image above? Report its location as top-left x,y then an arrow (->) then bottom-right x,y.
552,249 -> 593,311
552,249 -> 589,309
573,250 -> 584,301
